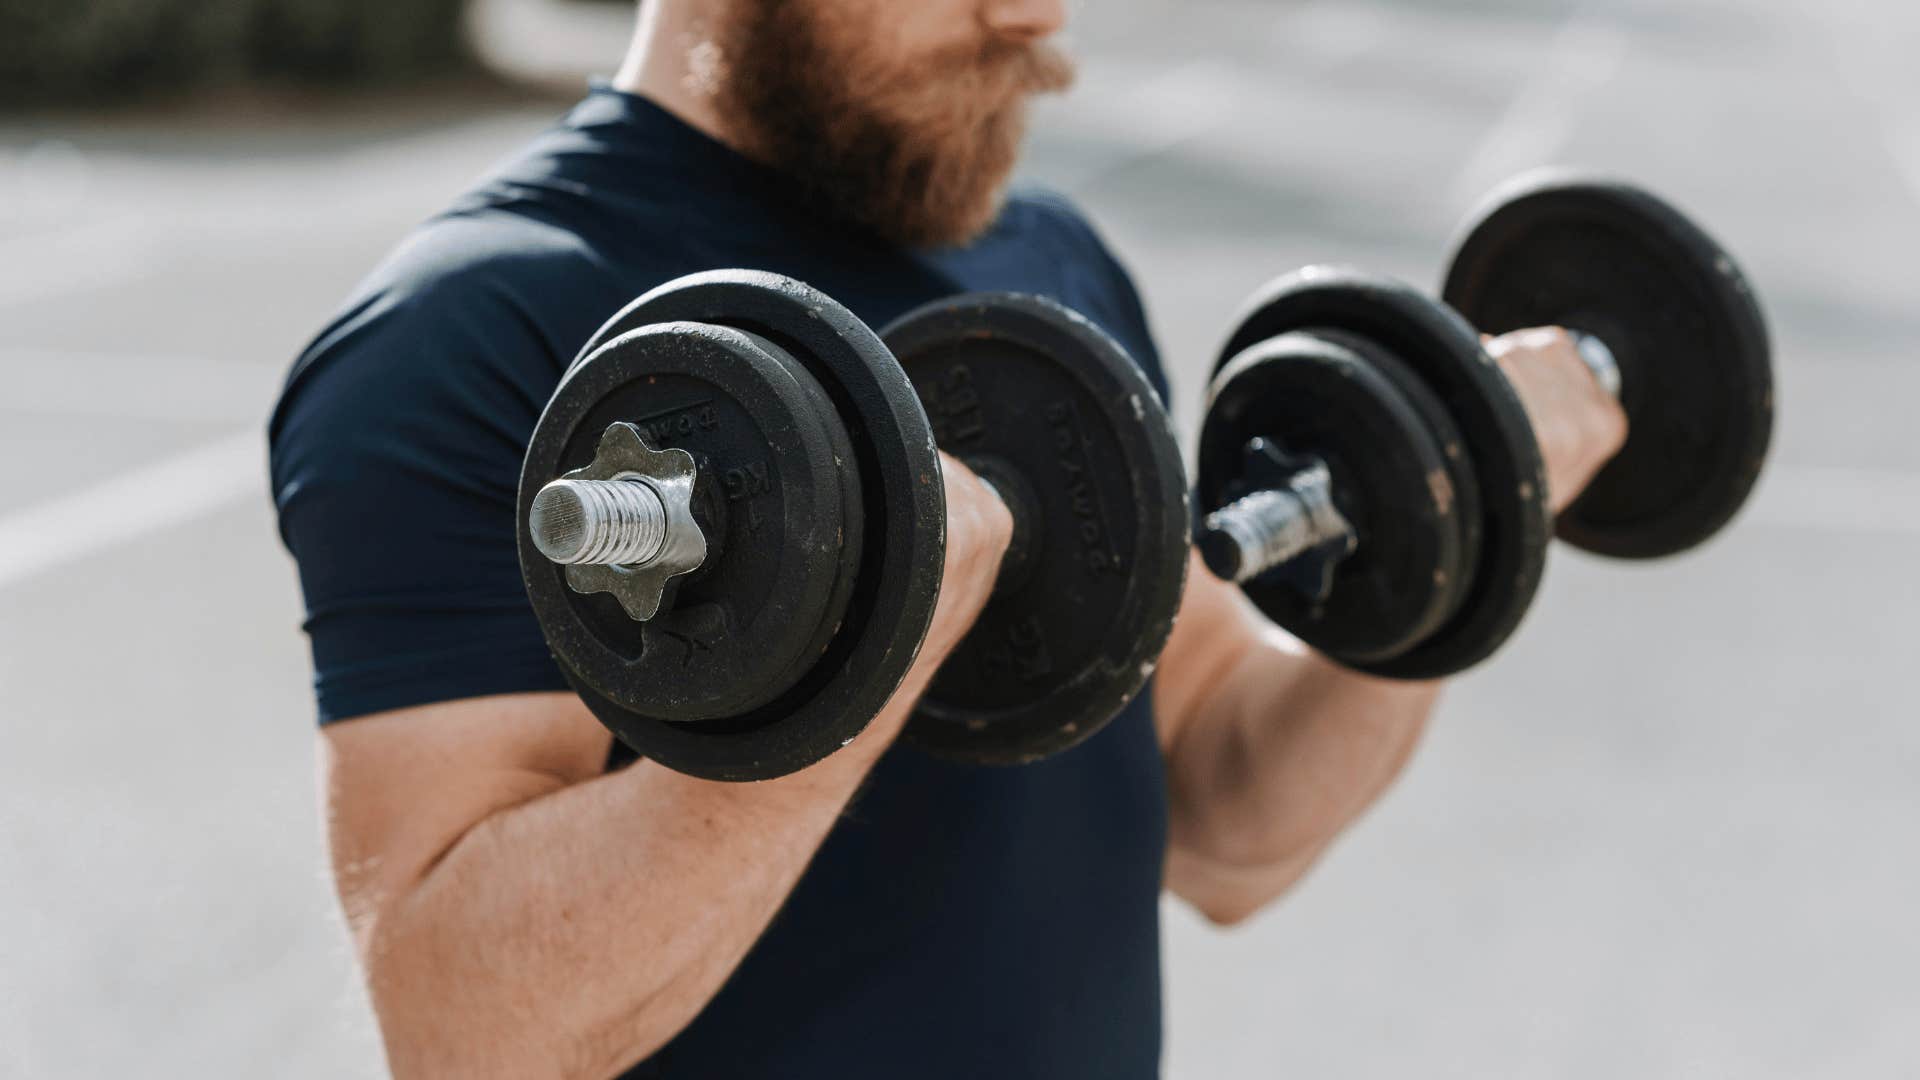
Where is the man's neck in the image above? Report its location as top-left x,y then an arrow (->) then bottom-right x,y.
611,1 -> 738,153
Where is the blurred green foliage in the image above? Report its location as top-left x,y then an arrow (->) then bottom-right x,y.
0,0 -> 474,106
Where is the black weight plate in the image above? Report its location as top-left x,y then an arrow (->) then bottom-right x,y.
1316,326 -> 1486,633
522,321 -> 860,720
1215,267 -> 1550,679
1443,171 -> 1774,558
884,293 -> 1190,764
523,270 -> 945,782
1197,329 -> 1477,664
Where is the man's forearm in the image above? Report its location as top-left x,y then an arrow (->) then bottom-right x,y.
338,461 -> 1009,1078
365,692 -> 917,1080
1166,630 -> 1440,921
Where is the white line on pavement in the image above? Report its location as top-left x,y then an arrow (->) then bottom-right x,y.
0,429 -> 263,592
1446,16 -> 1628,211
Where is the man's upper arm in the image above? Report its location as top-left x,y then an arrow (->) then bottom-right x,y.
270,225 -> 581,726
271,224 -> 622,918
1153,561 -> 1337,919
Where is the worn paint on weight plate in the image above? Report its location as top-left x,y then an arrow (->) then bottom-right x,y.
1044,398 -> 1125,578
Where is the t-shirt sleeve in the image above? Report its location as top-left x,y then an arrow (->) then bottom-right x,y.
268,237 -> 572,724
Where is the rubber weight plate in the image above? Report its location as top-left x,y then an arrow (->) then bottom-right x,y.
1443,172 -> 1774,559
1215,267 -> 1550,679
523,321 -> 859,719
521,271 -> 945,781
883,294 -> 1190,764
1317,326 -> 1486,628
1197,329 -> 1478,664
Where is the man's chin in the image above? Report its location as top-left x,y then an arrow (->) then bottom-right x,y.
854,114 -> 1032,248
860,166 -> 1017,250
897,196 -> 1007,250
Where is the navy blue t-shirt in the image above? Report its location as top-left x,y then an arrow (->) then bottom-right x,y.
271,87 -> 1172,1079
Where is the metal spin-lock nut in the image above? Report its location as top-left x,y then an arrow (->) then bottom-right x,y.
528,422 -> 708,621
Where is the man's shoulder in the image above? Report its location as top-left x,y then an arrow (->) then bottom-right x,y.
270,207 -> 612,469
987,185 -> 1167,398
280,204 -> 628,398
999,185 -> 1109,253
359,206 -> 603,318
996,185 -> 1142,300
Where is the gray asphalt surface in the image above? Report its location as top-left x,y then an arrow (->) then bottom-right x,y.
2,0 -> 1916,1076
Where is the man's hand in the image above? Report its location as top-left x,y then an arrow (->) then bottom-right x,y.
1485,327 -> 1630,513
924,451 -> 1015,658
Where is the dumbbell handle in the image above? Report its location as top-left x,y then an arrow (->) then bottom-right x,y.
1201,327 -> 1618,588
1568,330 -> 1623,400
531,447 -> 1034,605
963,460 -> 1041,596
544,334 -> 1615,597
532,457 -> 1033,596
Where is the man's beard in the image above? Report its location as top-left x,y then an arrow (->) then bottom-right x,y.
712,1 -> 1075,249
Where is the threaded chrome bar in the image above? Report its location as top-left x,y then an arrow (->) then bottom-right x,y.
530,477 -> 670,567
1200,489 -> 1317,583
1569,330 -> 1623,400
1198,462 -> 1354,586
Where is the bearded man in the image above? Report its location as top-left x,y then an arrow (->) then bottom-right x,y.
268,1 -> 1625,1076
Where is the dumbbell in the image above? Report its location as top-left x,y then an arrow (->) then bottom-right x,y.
1195,172 -> 1774,678
518,270 -> 1189,781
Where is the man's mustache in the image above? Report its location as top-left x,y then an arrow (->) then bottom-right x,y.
840,35 -> 1075,109
1004,40 -> 1076,96
894,36 -> 1075,101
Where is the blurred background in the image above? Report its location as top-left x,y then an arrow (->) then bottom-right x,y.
1,0 -> 1915,1075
